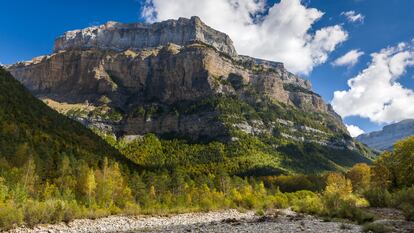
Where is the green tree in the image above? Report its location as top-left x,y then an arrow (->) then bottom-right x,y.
13,144 -> 30,167
22,158 -> 37,197
55,156 -> 76,195
392,137 -> 414,187
371,152 -> 393,189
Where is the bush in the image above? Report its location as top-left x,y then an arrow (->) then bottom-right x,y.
23,200 -> 49,226
272,192 -> 289,209
362,223 -> 391,233
391,187 -> 414,220
24,199 -> 83,226
363,188 -> 391,207
291,195 -> 324,215
0,203 -> 23,230
322,193 -> 373,224
399,202 -> 414,221
122,202 -> 141,216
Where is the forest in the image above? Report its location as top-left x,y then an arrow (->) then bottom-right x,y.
0,67 -> 413,231
0,132 -> 413,230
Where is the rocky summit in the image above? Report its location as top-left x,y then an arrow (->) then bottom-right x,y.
8,17 -> 368,161
357,119 -> 414,151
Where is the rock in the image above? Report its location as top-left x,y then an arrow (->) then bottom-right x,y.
54,16 -> 238,57
6,209 -> 364,233
8,17 -> 352,146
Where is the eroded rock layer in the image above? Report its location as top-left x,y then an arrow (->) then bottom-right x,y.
8,17 -> 353,149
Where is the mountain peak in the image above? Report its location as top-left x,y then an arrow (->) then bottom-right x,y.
357,119 -> 414,151
53,17 -> 238,57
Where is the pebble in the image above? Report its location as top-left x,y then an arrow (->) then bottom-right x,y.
7,209 -> 363,233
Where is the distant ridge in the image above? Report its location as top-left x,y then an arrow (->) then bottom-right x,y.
357,119 -> 414,151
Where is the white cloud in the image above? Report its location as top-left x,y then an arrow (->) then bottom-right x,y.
341,11 -> 365,23
332,41 -> 414,124
332,49 -> 364,67
346,124 -> 365,137
142,0 -> 348,75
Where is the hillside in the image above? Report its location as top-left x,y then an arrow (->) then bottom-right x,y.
357,119 -> 414,151
7,17 -> 372,174
0,67 -> 129,178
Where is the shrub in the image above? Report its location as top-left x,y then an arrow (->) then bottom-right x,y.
391,187 -> 414,207
255,209 -> 265,216
23,200 -> 49,226
399,203 -> 414,221
391,186 -> 414,220
362,223 -> 391,233
272,192 -> 289,209
122,202 -> 141,216
363,188 -> 391,207
62,200 -> 83,223
200,197 -> 214,211
0,203 -> 23,230
322,193 -> 373,224
291,195 -> 324,215
24,199 -> 83,226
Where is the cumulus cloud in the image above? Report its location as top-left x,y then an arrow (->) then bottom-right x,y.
346,124 -> 365,137
332,49 -> 364,67
341,11 -> 365,23
332,41 -> 414,124
142,0 -> 348,75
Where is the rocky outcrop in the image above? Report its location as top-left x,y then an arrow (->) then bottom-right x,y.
8,17 -> 349,143
357,119 -> 414,151
54,16 -> 237,57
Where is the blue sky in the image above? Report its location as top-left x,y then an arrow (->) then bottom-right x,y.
1,0 -> 414,135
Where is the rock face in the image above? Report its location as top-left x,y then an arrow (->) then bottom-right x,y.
54,16 -> 237,57
357,119 -> 414,151
8,17 -> 352,148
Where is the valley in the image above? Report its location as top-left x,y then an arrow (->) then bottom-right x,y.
0,5 -> 413,233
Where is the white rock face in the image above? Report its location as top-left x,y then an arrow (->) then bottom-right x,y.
357,119 -> 414,151
54,16 -> 238,57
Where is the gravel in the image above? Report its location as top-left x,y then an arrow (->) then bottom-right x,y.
8,209 -> 362,233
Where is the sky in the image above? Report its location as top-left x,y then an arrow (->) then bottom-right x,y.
1,0 -> 414,137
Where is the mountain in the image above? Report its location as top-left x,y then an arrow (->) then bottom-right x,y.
0,67 -> 132,178
7,17 -> 372,174
357,119 -> 414,151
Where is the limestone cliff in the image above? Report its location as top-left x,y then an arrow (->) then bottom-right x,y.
9,17 -> 356,150
54,16 -> 237,57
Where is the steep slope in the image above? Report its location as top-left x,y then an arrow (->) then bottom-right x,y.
7,17 -> 372,174
357,119 -> 414,151
0,67 -> 130,178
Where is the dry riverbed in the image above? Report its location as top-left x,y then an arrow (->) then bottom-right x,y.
8,209 -> 364,233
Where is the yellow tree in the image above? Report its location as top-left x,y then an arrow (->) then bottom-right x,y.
86,169 -> 97,205
323,172 -> 354,211
347,163 -> 371,193
110,162 -> 132,208
325,172 -> 353,196
95,158 -> 114,208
